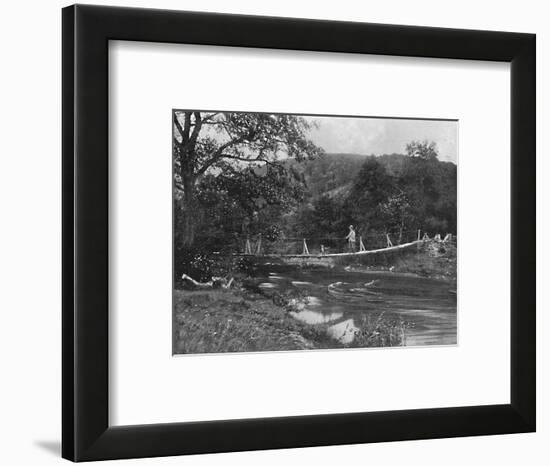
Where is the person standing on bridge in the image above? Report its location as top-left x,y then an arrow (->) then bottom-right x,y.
345,225 -> 356,252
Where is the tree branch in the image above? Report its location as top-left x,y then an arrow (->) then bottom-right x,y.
225,155 -> 278,166
195,135 -> 248,175
183,112 -> 202,151
196,151 -> 279,176
173,112 -> 186,142
183,113 -> 191,141
201,112 -> 220,123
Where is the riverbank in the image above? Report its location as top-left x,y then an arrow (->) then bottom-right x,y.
392,240 -> 457,281
344,240 -> 457,282
173,286 -> 406,354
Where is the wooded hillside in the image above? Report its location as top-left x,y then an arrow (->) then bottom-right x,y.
175,145 -> 457,281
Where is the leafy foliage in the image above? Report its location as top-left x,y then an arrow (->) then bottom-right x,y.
280,148 -> 456,252
406,140 -> 439,160
173,111 -> 323,247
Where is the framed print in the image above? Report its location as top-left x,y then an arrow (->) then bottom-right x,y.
62,4 -> 535,462
171,111 -> 458,354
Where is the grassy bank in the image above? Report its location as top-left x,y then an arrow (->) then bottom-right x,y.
173,286 -> 406,354
391,240 -> 457,281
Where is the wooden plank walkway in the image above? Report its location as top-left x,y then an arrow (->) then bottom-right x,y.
240,239 -> 422,259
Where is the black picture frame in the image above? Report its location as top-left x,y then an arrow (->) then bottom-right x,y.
62,4 -> 536,462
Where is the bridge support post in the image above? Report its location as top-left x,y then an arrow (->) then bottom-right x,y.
255,234 -> 262,255
244,238 -> 252,255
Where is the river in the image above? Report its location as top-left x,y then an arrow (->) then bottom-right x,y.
254,266 -> 457,347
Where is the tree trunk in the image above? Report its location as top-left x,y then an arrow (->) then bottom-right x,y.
181,174 -> 197,246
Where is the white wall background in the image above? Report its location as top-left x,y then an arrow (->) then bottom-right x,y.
0,0 -> 546,464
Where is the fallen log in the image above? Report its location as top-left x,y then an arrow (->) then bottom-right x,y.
181,273 -> 234,289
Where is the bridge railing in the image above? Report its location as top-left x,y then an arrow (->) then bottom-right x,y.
240,229 -> 455,256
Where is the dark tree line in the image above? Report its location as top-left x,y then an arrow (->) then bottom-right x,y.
292,147 -> 456,250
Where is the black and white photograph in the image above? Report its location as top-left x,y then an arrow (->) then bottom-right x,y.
173,110 -> 457,354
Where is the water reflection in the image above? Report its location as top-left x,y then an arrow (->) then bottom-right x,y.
327,319 -> 359,344
258,282 -> 278,289
290,309 -> 343,324
259,267 -> 457,347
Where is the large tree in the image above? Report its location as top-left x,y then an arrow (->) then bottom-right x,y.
173,111 -> 322,245
345,157 -> 393,234
379,191 -> 413,243
405,140 -> 439,161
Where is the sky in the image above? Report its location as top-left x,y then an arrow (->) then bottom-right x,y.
305,116 -> 458,164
